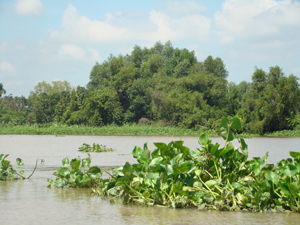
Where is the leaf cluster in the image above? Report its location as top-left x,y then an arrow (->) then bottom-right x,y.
93,117 -> 300,212
0,154 -> 25,180
78,143 -> 115,153
47,155 -> 102,188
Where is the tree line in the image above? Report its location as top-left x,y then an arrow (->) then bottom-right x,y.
1,41 -> 299,134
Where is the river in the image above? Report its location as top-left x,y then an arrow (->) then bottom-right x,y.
1,135 -> 300,225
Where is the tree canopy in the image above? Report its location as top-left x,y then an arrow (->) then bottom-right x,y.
1,42 -> 299,133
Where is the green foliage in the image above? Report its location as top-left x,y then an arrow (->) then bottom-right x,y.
2,42 -> 300,135
0,83 -> 6,97
92,117 -> 300,212
47,155 -> 102,188
0,154 -> 25,180
0,154 -> 43,180
30,80 -> 73,96
78,143 -> 115,153
238,66 -> 300,133
0,123 -> 218,136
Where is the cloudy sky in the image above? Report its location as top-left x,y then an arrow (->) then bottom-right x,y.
0,0 -> 299,97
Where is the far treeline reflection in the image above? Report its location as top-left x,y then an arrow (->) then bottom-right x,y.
0,41 -> 299,135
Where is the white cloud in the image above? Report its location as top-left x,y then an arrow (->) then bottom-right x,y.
164,0 -> 208,17
57,44 -> 102,62
213,0 -> 300,63
0,61 -> 16,78
48,4 -> 127,44
291,66 -> 300,75
58,44 -> 86,61
47,3 -> 211,44
14,0 -> 43,16
6,80 -> 24,86
214,0 -> 300,43
0,41 -> 11,54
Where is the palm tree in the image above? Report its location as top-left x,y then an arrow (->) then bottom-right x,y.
0,83 -> 6,97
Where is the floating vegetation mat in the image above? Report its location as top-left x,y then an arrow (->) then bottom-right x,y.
78,143 -> 115,152
46,117 -> 300,212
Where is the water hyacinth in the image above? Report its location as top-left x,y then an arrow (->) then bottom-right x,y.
47,154 -> 102,188
92,117 -> 300,212
78,143 -> 115,152
0,154 -> 43,180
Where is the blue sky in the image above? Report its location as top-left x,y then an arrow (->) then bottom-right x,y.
0,0 -> 299,97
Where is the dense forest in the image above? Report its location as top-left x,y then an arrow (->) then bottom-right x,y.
1,41 -> 300,134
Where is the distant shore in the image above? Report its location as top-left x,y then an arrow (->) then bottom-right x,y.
1,124 -> 299,137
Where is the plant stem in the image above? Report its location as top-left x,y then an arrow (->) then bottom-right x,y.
27,159 -> 44,179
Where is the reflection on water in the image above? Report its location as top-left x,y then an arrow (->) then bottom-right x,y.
1,135 -> 300,225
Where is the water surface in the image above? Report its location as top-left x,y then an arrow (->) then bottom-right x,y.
1,135 -> 300,225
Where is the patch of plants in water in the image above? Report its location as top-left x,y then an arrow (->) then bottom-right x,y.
46,117 -> 300,213
91,117 -> 300,212
47,154 -> 102,188
78,143 -> 115,152
0,154 -> 43,180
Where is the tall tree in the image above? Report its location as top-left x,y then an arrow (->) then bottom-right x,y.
0,83 -> 6,97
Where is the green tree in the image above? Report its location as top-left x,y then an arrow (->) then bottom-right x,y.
0,83 -> 7,97
27,93 -> 60,124
30,80 -> 73,96
83,88 -> 123,126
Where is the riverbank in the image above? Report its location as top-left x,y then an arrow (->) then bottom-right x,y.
0,123 -> 299,137
0,124 -> 214,136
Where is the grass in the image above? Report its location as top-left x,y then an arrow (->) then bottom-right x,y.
0,123 -> 218,137
0,123 -> 299,137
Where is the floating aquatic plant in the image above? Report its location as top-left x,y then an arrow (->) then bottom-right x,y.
47,154 -> 102,188
92,117 -> 300,212
78,143 -> 115,153
0,154 -> 43,180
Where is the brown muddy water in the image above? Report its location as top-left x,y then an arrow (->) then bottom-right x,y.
1,135 -> 300,225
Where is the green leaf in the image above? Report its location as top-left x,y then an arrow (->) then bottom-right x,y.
231,182 -> 242,189
154,142 -> 167,149
254,190 -> 263,204
218,145 -> 234,158
236,193 -> 249,205
151,149 -> 160,159
264,171 -> 279,184
227,130 -> 235,142
252,164 -> 261,176
239,138 -> 248,155
149,157 -> 163,167
113,166 -> 124,176
289,151 -> 300,160
205,180 -> 218,187
0,154 -> 9,163
143,142 -> 151,158
58,167 -> 71,177
198,133 -> 209,145
16,158 -> 24,166
70,158 -> 81,171
144,178 -> 152,186
166,164 -> 173,176
220,117 -> 229,129
132,146 -> 143,158
123,162 -> 134,174
220,127 -> 227,141
231,117 -> 242,131
289,183 -> 300,196
279,182 -> 290,196
137,154 -> 151,164
148,173 -> 159,181
282,164 -> 298,177
108,187 -> 118,196
81,156 -> 91,168
62,157 -> 69,166
87,166 -> 101,175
